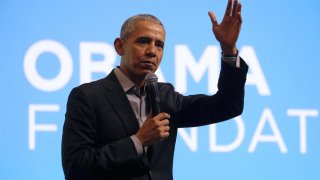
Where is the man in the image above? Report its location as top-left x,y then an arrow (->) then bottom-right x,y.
62,0 -> 248,179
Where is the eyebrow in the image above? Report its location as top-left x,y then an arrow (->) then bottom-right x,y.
136,36 -> 164,46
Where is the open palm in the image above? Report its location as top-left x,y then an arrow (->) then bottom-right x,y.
208,0 -> 242,55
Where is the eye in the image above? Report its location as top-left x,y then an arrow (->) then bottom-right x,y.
156,41 -> 164,49
136,37 -> 150,44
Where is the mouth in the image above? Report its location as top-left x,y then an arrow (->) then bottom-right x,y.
141,60 -> 156,67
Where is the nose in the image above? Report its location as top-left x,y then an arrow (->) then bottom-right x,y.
145,44 -> 156,58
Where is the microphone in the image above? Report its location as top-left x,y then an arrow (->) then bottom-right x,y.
145,73 -> 161,116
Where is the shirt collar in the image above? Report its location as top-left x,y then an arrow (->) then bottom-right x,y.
114,67 -> 135,93
114,67 -> 147,96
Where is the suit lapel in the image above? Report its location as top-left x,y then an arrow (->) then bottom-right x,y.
100,71 -> 167,166
101,70 -> 140,135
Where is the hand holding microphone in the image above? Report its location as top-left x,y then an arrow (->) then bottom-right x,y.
135,113 -> 170,146
135,73 -> 170,146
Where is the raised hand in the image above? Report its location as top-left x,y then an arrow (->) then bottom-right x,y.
208,0 -> 242,55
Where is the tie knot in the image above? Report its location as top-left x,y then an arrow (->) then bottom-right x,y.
132,86 -> 141,98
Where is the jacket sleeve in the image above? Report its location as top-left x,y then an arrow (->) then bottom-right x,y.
61,87 -> 149,179
170,58 -> 248,128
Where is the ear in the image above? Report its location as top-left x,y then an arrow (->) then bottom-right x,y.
114,38 -> 125,56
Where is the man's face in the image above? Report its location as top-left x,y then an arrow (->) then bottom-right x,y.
117,20 -> 165,83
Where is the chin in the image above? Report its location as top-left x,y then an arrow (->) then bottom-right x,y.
140,68 -> 156,74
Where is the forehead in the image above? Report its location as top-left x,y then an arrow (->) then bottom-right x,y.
128,20 -> 165,40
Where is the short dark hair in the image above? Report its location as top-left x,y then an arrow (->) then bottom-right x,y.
120,14 -> 165,40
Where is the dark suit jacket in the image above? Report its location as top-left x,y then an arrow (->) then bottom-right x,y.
62,60 -> 248,180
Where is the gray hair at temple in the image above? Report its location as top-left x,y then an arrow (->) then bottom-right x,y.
120,14 -> 165,40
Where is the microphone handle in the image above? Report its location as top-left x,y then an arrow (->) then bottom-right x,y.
147,82 -> 161,116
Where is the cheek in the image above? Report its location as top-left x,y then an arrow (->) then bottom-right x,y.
157,53 -> 163,64
131,48 -> 144,59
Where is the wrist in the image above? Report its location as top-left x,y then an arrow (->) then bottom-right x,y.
221,45 -> 238,56
135,133 -> 145,146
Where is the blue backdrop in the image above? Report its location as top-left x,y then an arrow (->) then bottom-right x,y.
1,0 -> 319,179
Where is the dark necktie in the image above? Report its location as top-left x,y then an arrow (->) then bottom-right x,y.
132,86 -> 141,98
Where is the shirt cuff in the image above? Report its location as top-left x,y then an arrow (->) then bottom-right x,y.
130,135 -> 144,156
221,53 -> 241,68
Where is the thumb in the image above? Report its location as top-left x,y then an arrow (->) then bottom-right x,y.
208,11 -> 219,28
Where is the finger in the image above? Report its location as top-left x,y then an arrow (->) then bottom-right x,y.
160,119 -> 169,126
232,0 -> 238,17
157,112 -> 171,120
237,9 -> 242,24
234,1 -> 242,19
235,2 -> 242,23
208,11 -> 218,27
238,12 -> 242,23
164,125 -> 170,132
224,0 -> 233,17
160,131 -> 169,139
236,1 -> 242,14
161,126 -> 170,136
159,124 -> 170,131
146,112 -> 169,122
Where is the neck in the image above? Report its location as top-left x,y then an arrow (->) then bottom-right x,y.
131,78 -> 145,87
118,67 -> 145,87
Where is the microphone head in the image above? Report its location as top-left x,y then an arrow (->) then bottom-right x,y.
145,73 -> 158,83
